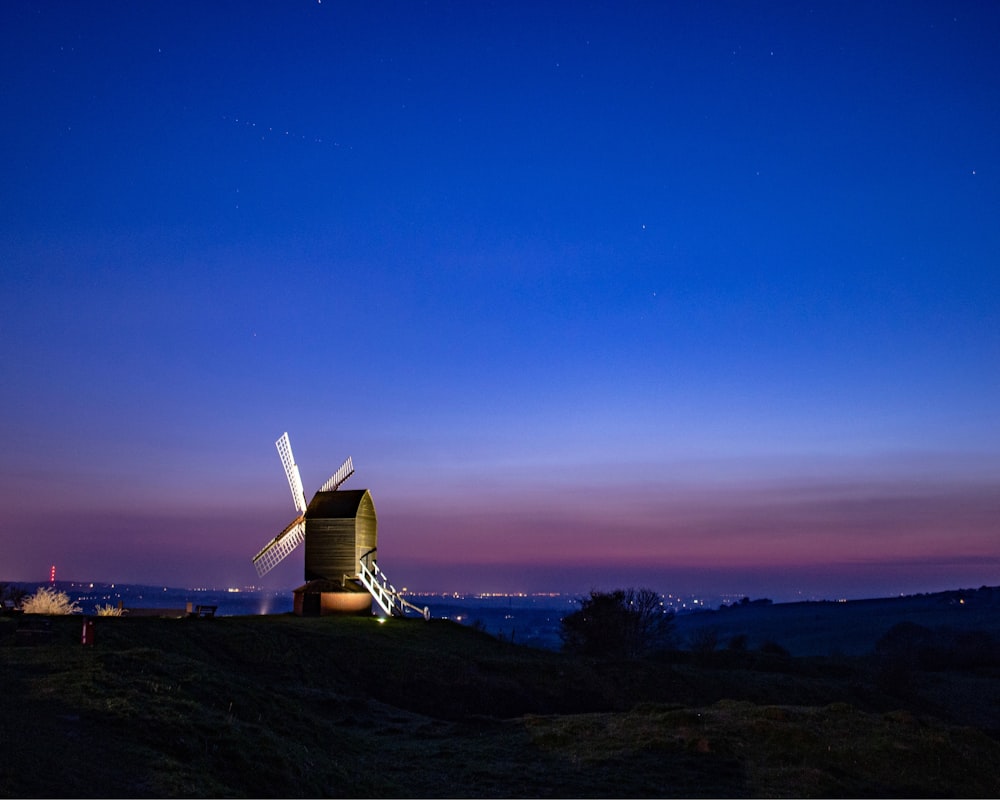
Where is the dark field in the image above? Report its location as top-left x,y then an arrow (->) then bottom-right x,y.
2,589 -> 1000,798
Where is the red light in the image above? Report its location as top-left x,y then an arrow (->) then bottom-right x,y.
49,565 -> 56,583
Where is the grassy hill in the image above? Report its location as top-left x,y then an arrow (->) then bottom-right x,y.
2,606 -> 1000,797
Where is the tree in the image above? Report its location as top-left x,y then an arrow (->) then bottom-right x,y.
561,588 -> 676,658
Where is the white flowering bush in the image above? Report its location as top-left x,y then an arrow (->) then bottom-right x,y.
94,604 -> 126,616
20,586 -> 82,615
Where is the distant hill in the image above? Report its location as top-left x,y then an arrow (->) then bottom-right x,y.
672,585 -> 1000,657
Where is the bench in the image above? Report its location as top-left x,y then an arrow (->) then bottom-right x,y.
1,599 -> 22,615
189,605 -> 217,618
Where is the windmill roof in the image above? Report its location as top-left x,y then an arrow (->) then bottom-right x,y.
305,488 -> 370,518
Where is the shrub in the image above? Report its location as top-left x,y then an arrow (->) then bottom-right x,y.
20,586 -> 82,615
94,604 -> 127,617
759,640 -> 790,658
688,627 -> 721,665
689,627 -> 719,655
876,622 -> 1000,671
561,588 -> 676,658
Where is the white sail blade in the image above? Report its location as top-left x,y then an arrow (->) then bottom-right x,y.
319,456 -> 354,492
276,432 -> 307,514
252,517 -> 305,577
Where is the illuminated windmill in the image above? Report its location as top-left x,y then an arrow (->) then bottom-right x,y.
252,432 -> 428,618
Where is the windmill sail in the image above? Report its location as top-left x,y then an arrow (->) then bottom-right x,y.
276,432 -> 307,514
319,456 -> 354,492
252,517 -> 305,577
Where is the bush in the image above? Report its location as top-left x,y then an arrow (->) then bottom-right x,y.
876,622 -> 1000,671
94,604 -> 127,617
689,627 -> 720,665
561,588 -> 675,658
759,640 -> 790,658
20,587 -> 82,615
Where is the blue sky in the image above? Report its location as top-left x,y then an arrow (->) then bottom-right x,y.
2,1 -> 998,600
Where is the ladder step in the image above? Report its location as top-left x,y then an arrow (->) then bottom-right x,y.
358,559 -> 429,620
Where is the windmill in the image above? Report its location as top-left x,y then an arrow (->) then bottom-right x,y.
252,432 -> 428,619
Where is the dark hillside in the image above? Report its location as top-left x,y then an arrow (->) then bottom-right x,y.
673,586 -> 1000,657
2,612 -> 999,797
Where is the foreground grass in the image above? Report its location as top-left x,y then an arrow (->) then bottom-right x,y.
1,613 -> 998,797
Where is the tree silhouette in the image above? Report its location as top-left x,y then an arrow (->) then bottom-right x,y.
561,588 -> 675,658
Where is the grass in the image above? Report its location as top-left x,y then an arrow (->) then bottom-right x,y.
2,612 -> 999,797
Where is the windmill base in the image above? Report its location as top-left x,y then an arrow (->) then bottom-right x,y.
292,579 -> 373,616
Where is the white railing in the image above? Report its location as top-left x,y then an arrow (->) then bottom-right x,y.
357,555 -> 430,620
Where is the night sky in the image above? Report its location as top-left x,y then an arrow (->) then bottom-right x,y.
2,1 -> 998,600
